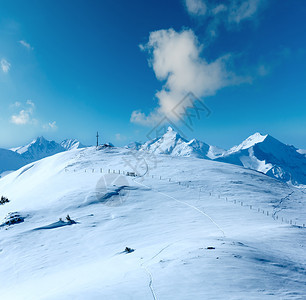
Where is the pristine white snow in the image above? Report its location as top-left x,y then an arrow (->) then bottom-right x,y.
0,146 -> 305,299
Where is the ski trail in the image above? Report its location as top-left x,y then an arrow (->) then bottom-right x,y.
134,179 -> 226,237
140,243 -> 178,300
147,243 -> 173,263
141,265 -> 158,300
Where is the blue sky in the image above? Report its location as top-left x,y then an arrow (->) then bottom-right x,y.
1,0 -> 306,150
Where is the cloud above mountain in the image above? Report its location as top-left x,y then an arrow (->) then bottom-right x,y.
11,100 -> 35,125
131,28 -> 244,126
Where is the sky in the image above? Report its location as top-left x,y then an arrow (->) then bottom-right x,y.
0,0 -> 306,150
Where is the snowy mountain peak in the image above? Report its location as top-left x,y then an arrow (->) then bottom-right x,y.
11,136 -> 65,161
162,126 -> 186,141
228,132 -> 268,154
136,128 -> 224,159
61,139 -> 86,150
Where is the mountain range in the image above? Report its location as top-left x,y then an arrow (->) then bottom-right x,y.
0,137 -> 85,176
128,127 -> 306,186
1,129 -> 306,186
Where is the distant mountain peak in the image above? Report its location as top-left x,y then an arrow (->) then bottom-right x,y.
133,127 -> 222,160
61,139 -> 86,150
228,132 -> 268,154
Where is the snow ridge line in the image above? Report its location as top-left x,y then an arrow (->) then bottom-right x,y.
133,179 -> 226,237
272,191 -> 294,217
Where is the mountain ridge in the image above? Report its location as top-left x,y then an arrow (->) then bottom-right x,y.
128,127 -> 306,186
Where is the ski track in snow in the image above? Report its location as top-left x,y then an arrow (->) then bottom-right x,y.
133,178 -> 226,237
140,243 -> 176,300
141,265 -> 157,300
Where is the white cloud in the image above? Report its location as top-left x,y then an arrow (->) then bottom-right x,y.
10,101 -> 21,108
19,40 -> 33,50
184,0 -> 264,35
1,59 -> 11,73
228,0 -> 262,24
130,110 -> 162,126
212,4 -> 227,15
43,121 -> 57,130
11,110 -> 30,125
257,64 -> 270,76
26,99 -> 35,109
10,100 -> 35,125
185,0 -> 207,16
131,28 -> 243,125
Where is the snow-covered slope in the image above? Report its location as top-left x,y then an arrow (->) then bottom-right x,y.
219,133 -> 306,186
61,138 -> 86,150
139,127 -> 225,159
0,147 -> 305,299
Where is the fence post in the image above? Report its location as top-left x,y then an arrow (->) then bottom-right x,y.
100,168 -> 102,173
160,176 -> 161,180
250,205 -> 252,209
